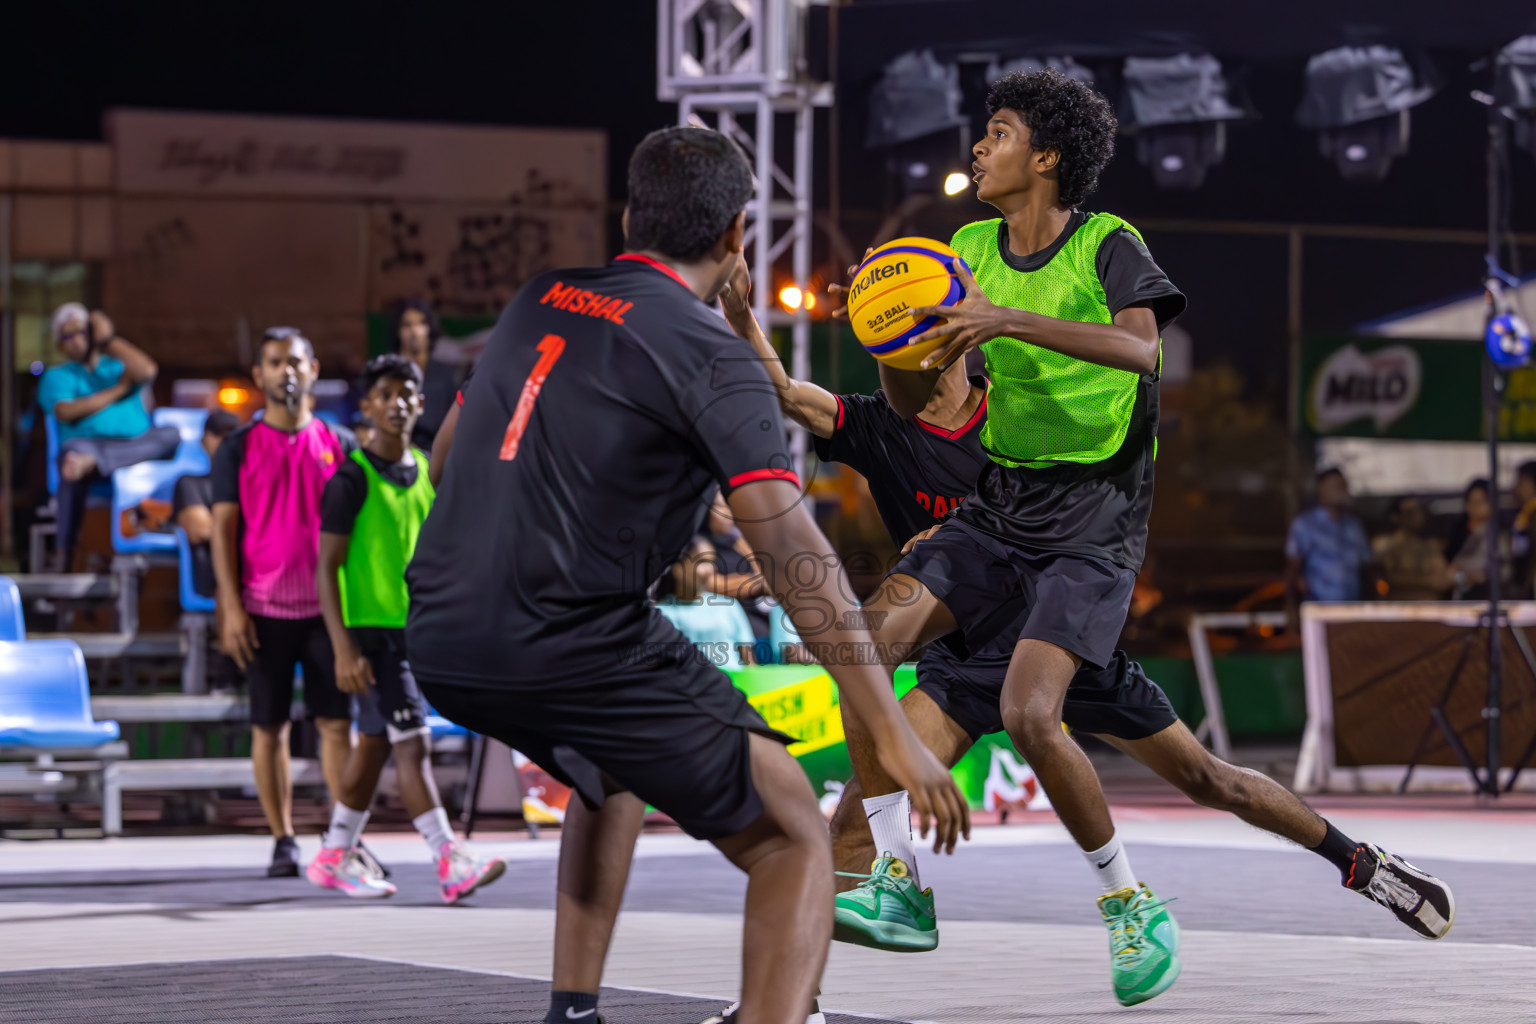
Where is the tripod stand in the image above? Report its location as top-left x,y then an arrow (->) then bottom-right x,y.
1398,605 -> 1536,793
1407,92 -> 1536,796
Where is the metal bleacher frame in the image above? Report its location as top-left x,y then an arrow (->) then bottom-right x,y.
1185,610 -> 1288,762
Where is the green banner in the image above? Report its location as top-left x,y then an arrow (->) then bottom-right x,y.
725,664 -> 1039,813
1299,334 -> 1536,442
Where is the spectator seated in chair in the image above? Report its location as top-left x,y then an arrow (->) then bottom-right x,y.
38,303 -> 181,570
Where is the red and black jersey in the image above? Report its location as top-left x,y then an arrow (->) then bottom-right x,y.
406,255 -> 796,686
812,376 -> 989,547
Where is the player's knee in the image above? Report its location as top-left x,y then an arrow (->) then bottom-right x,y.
252,722 -> 289,745
393,735 -> 429,772
1000,706 -> 1064,756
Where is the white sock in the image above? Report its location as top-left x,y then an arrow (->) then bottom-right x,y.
323,803 -> 369,852
862,790 -> 919,887
1082,833 -> 1137,894
414,807 -> 456,854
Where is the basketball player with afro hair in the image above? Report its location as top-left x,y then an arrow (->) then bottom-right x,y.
799,67 -> 1455,1007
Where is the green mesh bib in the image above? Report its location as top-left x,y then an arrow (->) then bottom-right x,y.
339,449 -> 435,628
949,214 -> 1157,468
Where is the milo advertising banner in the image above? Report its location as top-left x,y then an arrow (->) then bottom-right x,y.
1300,334 -> 1536,441
516,664 -> 1047,826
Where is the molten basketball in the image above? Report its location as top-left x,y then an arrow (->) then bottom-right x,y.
846,237 -> 969,371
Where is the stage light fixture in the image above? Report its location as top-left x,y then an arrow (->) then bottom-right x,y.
986,55 -> 1095,88
943,171 -> 970,195
1494,36 -> 1536,159
866,49 -> 970,149
778,285 -> 804,312
1295,45 -> 1438,183
1119,54 -> 1250,191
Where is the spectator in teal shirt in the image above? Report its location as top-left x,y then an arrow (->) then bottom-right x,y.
38,303 -> 180,570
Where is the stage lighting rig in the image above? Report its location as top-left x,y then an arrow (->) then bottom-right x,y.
1119,53 -> 1250,190
867,49 -> 974,198
986,55 -> 1095,88
1493,36 -> 1536,159
1295,45 -> 1438,183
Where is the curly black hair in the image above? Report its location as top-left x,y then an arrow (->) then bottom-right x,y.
986,68 -> 1117,209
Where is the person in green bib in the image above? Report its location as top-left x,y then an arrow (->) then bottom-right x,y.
828,69 -> 1453,1007
312,354 -> 506,904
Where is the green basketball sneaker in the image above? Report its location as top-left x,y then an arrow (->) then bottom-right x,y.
1098,884 -> 1180,1006
833,852 -> 938,952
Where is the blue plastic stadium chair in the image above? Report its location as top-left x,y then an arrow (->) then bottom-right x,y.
153,406 -> 210,463
0,576 -> 25,642
44,414 -> 113,501
0,638 -> 119,748
153,406 -> 209,445
174,527 -> 215,614
427,708 -> 468,740
111,449 -> 210,555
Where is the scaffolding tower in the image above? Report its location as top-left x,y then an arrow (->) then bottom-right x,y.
658,0 -> 832,476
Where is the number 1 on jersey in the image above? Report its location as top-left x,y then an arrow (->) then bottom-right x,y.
500,334 -> 566,461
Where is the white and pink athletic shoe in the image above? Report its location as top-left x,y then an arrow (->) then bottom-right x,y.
437,841 -> 507,904
307,845 -> 397,899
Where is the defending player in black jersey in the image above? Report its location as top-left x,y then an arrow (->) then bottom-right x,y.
406,126 -> 967,1024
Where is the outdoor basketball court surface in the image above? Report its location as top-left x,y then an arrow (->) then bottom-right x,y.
2,803 -> 1534,1024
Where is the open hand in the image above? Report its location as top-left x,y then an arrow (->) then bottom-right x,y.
826,248 -> 875,321
878,727 -> 971,854
906,261 -> 1009,370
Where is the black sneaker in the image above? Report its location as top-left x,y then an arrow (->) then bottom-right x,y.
355,840 -> 391,879
1345,842 -> 1455,939
267,835 -> 300,878
702,1000 -> 823,1024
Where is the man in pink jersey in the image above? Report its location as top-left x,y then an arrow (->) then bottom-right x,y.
211,327 -> 357,877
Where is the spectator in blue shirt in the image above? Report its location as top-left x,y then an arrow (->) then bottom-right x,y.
38,303 -> 180,570
1285,467 -> 1375,629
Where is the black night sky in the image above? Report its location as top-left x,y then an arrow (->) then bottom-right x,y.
7,1 -> 1536,391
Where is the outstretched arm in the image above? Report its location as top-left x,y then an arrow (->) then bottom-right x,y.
719,256 -> 839,439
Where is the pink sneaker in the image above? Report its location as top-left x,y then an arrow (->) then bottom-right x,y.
437,841 -> 507,904
306,845 -> 397,899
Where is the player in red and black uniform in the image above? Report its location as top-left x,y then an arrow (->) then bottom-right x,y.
406,126 -> 967,1024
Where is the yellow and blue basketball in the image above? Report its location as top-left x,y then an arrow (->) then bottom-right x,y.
846,237 -> 969,371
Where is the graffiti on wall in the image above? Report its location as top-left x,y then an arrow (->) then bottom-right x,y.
370,169 -> 602,316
